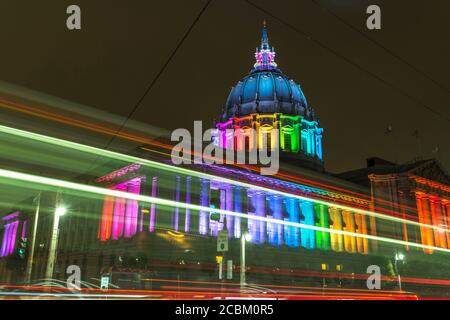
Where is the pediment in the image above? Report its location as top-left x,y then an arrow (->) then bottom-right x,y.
408,160 -> 450,186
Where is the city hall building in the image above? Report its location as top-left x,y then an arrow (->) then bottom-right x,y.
1,25 -> 449,295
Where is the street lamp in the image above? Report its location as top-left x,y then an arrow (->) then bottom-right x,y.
45,204 -> 67,280
55,207 -> 67,216
394,251 -> 405,291
240,232 -> 251,287
395,252 -> 405,261
25,192 -> 41,285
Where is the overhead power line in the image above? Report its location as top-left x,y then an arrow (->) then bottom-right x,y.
104,0 -> 213,150
244,0 -> 450,124
310,0 -> 450,96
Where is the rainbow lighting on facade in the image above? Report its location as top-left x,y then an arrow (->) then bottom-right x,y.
1,168 -> 449,254
215,23 -> 323,165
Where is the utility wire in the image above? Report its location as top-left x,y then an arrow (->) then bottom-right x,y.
244,0 -> 450,124
104,0 -> 213,150
310,0 -> 450,96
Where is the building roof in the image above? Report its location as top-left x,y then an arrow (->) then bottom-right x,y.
220,23 -> 315,122
336,157 -> 450,188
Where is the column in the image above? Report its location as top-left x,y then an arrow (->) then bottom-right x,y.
354,213 -> 369,254
226,185 -> 234,238
267,195 -> 283,246
149,177 -> 158,232
124,183 -> 134,238
255,192 -> 266,244
314,204 -> 330,250
99,196 -> 114,241
431,198 -> 447,249
233,186 -> 242,238
300,200 -> 315,249
398,191 -> 409,251
172,176 -> 181,231
315,128 -> 323,160
247,190 -> 257,243
199,178 -> 210,235
184,176 -> 191,233
415,193 -> 434,254
8,221 -> 19,256
329,207 -> 344,252
216,188 -> 226,235
111,197 -> 125,240
131,180 -> 141,236
0,223 -> 10,257
285,198 -> 299,247
443,200 -> 450,247
342,210 -> 356,253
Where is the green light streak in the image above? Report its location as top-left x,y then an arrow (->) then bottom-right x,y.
0,124 -> 446,234
0,168 -> 449,254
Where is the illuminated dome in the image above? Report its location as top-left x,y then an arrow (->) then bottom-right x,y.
216,22 -> 324,171
221,22 -> 315,122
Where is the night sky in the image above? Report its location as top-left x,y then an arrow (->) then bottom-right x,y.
0,0 -> 449,174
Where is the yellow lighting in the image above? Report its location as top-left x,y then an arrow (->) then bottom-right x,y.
167,231 -> 184,238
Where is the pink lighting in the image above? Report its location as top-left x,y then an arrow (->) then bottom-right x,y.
1,212 -> 21,257
96,164 -> 141,183
99,177 -> 142,241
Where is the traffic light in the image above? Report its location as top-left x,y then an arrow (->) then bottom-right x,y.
18,237 -> 28,259
209,188 -> 221,222
209,204 -> 220,221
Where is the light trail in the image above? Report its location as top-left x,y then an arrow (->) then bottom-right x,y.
0,286 -> 417,300
0,98 -> 421,213
142,278 -> 406,294
143,260 -> 450,288
0,168 -> 450,254
0,291 -> 148,299
0,124 -> 446,234
140,146 -> 421,222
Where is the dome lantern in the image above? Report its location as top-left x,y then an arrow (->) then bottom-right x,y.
254,20 -> 278,72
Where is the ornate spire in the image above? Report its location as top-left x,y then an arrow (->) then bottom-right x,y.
261,19 -> 269,49
254,20 -> 277,71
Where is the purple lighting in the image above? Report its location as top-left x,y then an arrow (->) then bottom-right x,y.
1,212 -> 21,257
184,177 -> 191,233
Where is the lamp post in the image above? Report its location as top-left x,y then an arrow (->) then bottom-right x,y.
394,251 -> 405,291
240,232 -> 251,287
25,192 -> 41,285
45,202 -> 66,280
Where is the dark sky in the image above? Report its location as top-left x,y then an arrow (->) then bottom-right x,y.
0,0 -> 449,174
